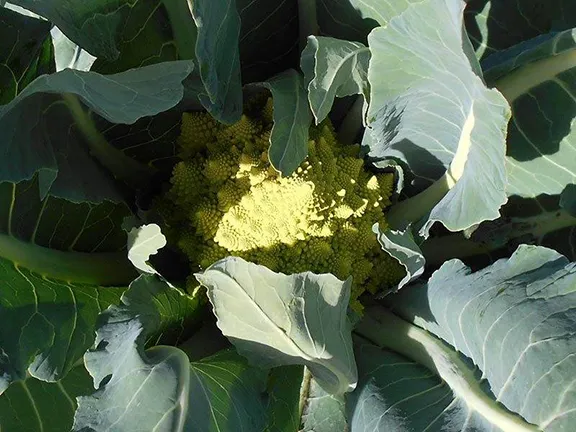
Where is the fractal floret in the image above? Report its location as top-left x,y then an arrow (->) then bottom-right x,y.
163,99 -> 404,305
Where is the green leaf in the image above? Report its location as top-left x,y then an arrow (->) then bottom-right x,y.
561,184 -> 576,217
189,350 -> 268,432
126,223 -> 167,274
265,366 -> 304,432
0,258 -> 125,391
348,340 -> 458,431
191,0 -> 243,124
0,176 -> 133,394
373,223 -> 425,290
236,0 -> 299,83
301,36 -> 370,125
301,377 -> 347,432
0,364 -> 94,432
315,0 -> 418,43
465,0 -> 576,60
73,274 -> 263,432
0,61 -> 193,201
250,69 -> 312,176
11,0 -> 173,67
484,29 -> 576,198
365,0 -> 510,236
196,256 -> 357,395
355,244 -> 576,431
96,109 -> 183,173
0,7 -> 54,104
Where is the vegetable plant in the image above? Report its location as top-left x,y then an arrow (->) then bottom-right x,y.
0,0 -> 575,431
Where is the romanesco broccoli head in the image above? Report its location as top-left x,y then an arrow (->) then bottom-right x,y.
163,99 -> 404,309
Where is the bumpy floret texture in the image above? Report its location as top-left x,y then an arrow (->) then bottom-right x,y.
166,100 -> 404,307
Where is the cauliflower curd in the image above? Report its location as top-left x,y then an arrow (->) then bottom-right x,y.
163,98 -> 404,304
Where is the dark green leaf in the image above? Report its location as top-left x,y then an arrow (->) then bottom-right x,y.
0,175 -> 133,394
265,366 -> 304,432
189,350 -> 268,432
191,0 -> 243,124
561,184 -> 576,217
0,364 -> 94,432
237,0 -> 299,83
0,61 -> 193,201
465,0 -> 576,60
0,7 -> 54,104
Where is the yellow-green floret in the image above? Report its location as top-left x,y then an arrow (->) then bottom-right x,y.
164,100 -> 404,310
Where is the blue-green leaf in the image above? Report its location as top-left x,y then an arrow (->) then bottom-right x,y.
365,0 -> 510,236
191,0 -> 243,124
373,223 -> 425,290
301,36 -> 370,125
484,29 -> 576,198
73,274 -> 263,432
251,69 -> 312,176
353,244 -> 576,431
196,256 -> 357,395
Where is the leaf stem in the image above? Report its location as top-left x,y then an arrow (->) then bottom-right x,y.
297,0 -> 319,53
162,0 -> 198,60
0,233 -> 137,285
356,306 -> 540,432
386,174 -> 451,230
62,93 -> 155,190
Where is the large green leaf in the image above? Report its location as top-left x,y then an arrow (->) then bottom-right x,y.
0,61 -> 193,201
484,29 -> 576,198
0,7 -> 53,104
353,244 -> 576,431
465,0 -> 576,60
365,0 -> 510,236
95,109 -> 183,174
188,349 -> 268,432
249,69 -> 312,176
0,364 -> 94,432
189,0 -> 243,124
0,173 -> 134,393
236,0 -> 299,83
301,36 -> 370,125
196,256 -> 357,395
0,257 -> 126,392
73,274 -> 264,432
315,0 -> 419,43
265,365 -> 304,432
11,0 -> 177,69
